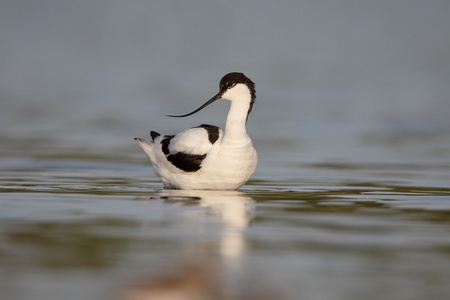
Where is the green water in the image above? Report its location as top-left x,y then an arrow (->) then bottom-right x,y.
2,1 -> 450,299
1,149 -> 450,300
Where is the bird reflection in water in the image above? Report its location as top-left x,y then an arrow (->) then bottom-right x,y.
118,190 -> 279,300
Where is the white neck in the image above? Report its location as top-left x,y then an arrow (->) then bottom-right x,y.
222,85 -> 252,144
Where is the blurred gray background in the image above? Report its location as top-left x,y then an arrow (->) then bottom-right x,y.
1,0 -> 449,165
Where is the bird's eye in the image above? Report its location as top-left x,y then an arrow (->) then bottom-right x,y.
226,82 -> 234,88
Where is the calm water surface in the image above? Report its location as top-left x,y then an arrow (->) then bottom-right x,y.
1,138 -> 450,300
1,1 -> 450,299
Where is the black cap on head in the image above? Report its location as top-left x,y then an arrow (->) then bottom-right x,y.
167,72 -> 256,118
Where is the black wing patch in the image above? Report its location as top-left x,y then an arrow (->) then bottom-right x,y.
161,135 -> 174,155
150,131 -> 161,141
160,135 -> 206,172
167,152 -> 206,172
195,124 -> 220,144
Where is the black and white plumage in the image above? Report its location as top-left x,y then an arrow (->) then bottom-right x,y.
135,72 -> 257,190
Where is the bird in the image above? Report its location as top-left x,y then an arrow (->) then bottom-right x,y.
134,72 -> 257,190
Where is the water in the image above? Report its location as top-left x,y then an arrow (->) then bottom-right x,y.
1,1 -> 450,300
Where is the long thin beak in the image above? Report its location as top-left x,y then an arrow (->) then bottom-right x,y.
166,92 -> 222,118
